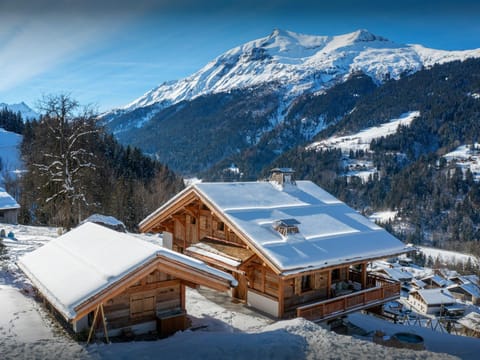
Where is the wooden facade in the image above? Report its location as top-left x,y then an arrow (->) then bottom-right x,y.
140,189 -> 403,322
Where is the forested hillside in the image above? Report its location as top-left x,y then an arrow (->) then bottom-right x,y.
19,95 -> 184,230
268,58 -> 480,256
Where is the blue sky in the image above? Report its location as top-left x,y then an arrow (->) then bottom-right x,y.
1,0 -> 479,113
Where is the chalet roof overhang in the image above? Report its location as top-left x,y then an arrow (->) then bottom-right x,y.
139,185 -> 414,278
280,248 -> 412,279
70,252 -> 236,322
139,186 -> 284,275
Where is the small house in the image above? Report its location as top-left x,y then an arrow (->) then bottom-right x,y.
448,282 -> 480,305
18,222 -> 236,338
139,169 -> 411,322
421,274 -> 454,289
407,288 -> 457,315
0,187 -> 20,224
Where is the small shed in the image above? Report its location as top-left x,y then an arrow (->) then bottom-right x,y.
18,222 -> 236,338
0,187 -> 20,224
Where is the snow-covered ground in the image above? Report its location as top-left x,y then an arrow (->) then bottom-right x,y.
443,143 -> 480,182
0,128 -> 23,180
306,111 -> 419,182
417,246 -> 479,267
307,111 -> 420,153
1,223 -> 478,359
369,211 -> 397,224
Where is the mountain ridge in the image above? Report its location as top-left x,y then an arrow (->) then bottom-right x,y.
106,28 -> 480,122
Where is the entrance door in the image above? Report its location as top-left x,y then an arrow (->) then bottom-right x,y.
130,293 -> 156,318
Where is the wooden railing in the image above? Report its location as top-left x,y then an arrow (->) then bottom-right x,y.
296,273 -> 400,322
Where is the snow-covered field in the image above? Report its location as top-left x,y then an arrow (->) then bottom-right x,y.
417,246 -> 479,267
0,128 -> 23,177
1,223 -> 478,359
307,111 -> 420,153
443,143 -> 480,182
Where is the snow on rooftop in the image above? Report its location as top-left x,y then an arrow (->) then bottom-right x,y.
194,180 -> 408,272
0,187 -> 20,210
81,214 -> 125,227
17,222 -> 235,319
415,288 -> 456,305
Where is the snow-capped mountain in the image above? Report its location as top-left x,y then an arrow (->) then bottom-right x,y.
112,29 -> 480,115
0,101 -> 39,120
102,29 -> 480,176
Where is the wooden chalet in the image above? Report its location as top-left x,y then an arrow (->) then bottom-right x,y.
18,222 -> 236,339
139,168 -> 411,322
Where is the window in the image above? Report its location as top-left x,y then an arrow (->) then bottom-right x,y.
332,269 -> 340,281
191,217 -> 196,225
217,221 -> 225,231
274,218 -> 300,236
301,275 -> 312,292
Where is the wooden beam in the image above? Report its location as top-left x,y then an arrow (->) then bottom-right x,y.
278,279 -> 285,318
361,262 -> 367,289
281,250 -> 412,280
74,253 -> 234,321
327,270 -> 332,299
86,304 -> 101,345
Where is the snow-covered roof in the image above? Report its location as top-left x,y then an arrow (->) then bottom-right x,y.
458,311 -> 480,332
0,187 -> 20,210
413,288 -> 456,305
174,181 -> 410,273
81,214 -> 125,228
422,274 -> 454,287
18,222 -> 235,320
451,283 -> 480,298
379,267 -> 413,282
80,213 -> 126,232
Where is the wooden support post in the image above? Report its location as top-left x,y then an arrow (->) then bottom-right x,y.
86,305 -> 101,345
100,304 -> 110,344
327,270 -> 332,298
86,303 -> 109,345
361,262 -> 367,289
278,278 -> 285,318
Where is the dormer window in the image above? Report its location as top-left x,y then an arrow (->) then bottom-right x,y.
274,218 -> 300,236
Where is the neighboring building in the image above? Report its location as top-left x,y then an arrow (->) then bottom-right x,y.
407,288 -> 458,315
0,187 -> 19,224
458,311 -> 480,337
18,222 -> 236,338
139,168 -> 410,321
81,213 -> 127,232
421,274 -> 454,289
448,283 -> 480,305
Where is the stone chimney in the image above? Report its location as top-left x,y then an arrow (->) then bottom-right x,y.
269,168 -> 296,186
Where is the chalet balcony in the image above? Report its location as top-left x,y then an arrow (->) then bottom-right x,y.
296,271 -> 400,322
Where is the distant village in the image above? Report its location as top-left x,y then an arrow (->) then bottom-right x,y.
371,255 -> 480,338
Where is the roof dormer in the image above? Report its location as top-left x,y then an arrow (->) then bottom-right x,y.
274,218 -> 300,236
